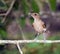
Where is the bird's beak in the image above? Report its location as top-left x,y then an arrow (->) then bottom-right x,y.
28,12 -> 32,18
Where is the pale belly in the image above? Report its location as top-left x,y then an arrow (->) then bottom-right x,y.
33,21 -> 44,33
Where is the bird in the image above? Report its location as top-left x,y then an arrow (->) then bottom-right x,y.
30,13 -> 46,40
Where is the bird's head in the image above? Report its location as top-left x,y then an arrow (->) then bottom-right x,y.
29,13 -> 40,19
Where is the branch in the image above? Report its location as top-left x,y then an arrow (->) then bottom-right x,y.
1,0 -> 6,5
5,0 -> 16,16
0,40 -> 60,44
17,43 -> 23,54
1,0 -> 16,23
0,13 -> 6,16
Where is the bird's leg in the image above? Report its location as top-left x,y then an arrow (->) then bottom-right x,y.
35,33 -> 38,37
43,32 -> 47,41
35,32 -> 40,37
34,32 -> 40,40
42,28 -> 47,41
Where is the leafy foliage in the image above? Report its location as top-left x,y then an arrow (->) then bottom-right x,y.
19,17 -> 26,28
21,0 -> 29,14
0,29 -> 7,39
0,0 -> 8,10
49,0 -> 56,11
30,0 -> 39,13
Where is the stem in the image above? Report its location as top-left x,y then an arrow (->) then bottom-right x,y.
17,43 -> 23,54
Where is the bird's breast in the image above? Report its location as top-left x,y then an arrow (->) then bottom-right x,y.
33,20 -> 44,33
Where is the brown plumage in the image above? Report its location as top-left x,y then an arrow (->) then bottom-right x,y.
30,13 -> 46,39
31,13 -> 46,33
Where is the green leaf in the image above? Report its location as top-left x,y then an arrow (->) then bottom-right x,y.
0,29 -> 7,39
19,17 -> 25,28
22,0 -> 29,14
49,0 -> 56,11
31,0 -> 39,13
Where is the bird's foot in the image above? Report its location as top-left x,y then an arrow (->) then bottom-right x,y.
35,33 -> 40,37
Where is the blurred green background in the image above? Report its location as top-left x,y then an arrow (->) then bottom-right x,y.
0,0 -> 60,54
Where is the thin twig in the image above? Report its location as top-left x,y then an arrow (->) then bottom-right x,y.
1,0 -> 6,5
17,43 -> 23,54
6,0 -> 16,16
0,13 -> 6,16
16,19 -> 26,40
1,0 -> 16,23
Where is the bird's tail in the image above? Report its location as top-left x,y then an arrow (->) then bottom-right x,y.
43,28 -> 47,32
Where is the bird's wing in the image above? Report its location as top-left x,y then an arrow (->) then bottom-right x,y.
40,20 -> 46,28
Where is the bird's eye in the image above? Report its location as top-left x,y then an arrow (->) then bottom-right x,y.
34,14 -> 37,16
